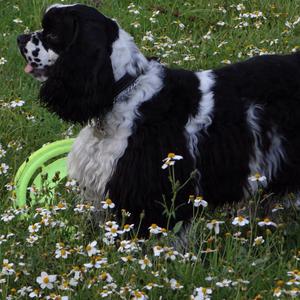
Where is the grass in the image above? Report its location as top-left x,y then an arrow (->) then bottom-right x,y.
0,0 -> 300,299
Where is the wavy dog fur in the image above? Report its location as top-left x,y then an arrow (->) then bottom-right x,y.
18,4 -> 300,235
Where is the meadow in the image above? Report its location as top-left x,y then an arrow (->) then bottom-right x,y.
1,0 -> 300,298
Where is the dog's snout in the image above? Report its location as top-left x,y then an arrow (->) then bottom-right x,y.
17,34 -> 31,48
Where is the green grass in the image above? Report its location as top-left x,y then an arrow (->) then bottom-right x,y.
1,0 -> 300,299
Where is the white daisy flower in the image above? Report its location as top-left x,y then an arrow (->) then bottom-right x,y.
86,241 -> 99,256
253,236 -> 265,246
148,223 -> 162,234
248,173 -> 267,182
206,220 -> 224,235
36,271 -> 57,289
0,163 -> 9,174
258,218 -> 277,228
2,259 -> 15,275
162,153 -> 183,169
101,198 -> 115,209
138,255 -> 152,270
232,216 -> 249,227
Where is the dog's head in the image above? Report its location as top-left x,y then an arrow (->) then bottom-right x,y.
17,4 -> 122,123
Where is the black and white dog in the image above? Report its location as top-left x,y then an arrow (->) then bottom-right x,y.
18,4 -> 300,234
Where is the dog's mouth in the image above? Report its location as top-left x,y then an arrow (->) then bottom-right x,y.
23,63 -> 49,82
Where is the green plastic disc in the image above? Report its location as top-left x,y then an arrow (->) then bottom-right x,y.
14,138 -> 75,207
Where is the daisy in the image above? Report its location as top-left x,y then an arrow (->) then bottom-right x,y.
122,224 -> 134,232
0,57 -> 7,65
0,163 -> 9,174
86,241 -> 98,256
55,248 -> 70,259
138,255 -> 152,270
10,99 -> 25,108
148,224 -> 162,234
105,224 -> 119,237
29,289 -> 41,298
248,173 -> 267,182
0,148 -> 6,158
192,287 -> 213,300
28,223 -> 41,233
253,236 -> 265,246
2,259 -> 15,275
131,290 -> 148,300
161,153 -> 183,169
121,255 -> 135,262
258,218 -> 277,227
169,278 -> 183,290
206,220 -> 224,234
189,195 -> 208,208
99,272 -> 113,283
101,198 -> 115,209
153,245 -> 164,257
36,271 -> 57,289
232,216 -> 249,226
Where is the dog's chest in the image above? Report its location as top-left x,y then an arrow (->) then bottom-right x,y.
67,112 -> 133,199
68,126 -> 131,200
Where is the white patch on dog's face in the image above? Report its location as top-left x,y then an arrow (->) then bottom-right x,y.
22,32 -> 59,82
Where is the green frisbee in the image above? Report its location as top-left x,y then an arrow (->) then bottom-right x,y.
14,138 -> 75,207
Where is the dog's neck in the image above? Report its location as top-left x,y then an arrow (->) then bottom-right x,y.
110,28 -> 149,81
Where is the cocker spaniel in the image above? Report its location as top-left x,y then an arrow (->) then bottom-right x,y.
17,4 -> 300,235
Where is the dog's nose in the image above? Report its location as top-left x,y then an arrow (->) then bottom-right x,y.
17,34 -> 31,48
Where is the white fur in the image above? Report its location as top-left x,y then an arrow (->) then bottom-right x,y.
110,28 -> 149,81
46,3 -> 79,13
246,104 -> 286,192
247,104 -> 265,177
68,60 -> 164,201
185,70 -> 215,162
265,128 -> 286,179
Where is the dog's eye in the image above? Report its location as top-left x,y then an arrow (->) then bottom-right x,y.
46,33 -> 59,42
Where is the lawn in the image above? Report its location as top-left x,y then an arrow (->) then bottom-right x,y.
1,0 -> 300,299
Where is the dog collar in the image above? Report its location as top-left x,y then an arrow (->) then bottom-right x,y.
112,73 -> 139,102
89,73 -> 139,137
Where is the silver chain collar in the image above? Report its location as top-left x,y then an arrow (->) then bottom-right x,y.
89,77 -> 140,138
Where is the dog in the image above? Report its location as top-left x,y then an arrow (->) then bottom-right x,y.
17,3 -> 300,235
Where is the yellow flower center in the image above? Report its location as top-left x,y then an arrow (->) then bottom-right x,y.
43,276 -> 49,284
86,245 -> 92,251
134,291 -> 143,297
238,216 -> 245,222
105,198 -> 112,205
150,224 -> 158,229
263,218 -> 270,223
255,173 -> 261,179
167,153 -> 175,158
111,227 -> 117,233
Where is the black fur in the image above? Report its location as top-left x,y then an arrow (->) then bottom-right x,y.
18,4 -> 300,236
107,68 -> 201,234
39,5 -> 119,123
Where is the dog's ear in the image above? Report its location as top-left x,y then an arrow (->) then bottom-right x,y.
40,8 -> 119,123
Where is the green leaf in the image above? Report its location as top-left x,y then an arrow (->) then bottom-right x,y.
173,221 -> 183,234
